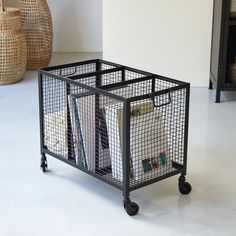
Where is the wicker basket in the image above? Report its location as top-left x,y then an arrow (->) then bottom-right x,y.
19,0 -> 53,70
230,0 -> 236,18
228,63 -> 236,83
0,1 -> 27,85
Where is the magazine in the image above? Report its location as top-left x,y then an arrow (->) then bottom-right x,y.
44,109 -> 68,159
105,100 -> 170,182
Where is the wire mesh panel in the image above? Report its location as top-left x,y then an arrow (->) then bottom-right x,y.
39,59 -> 189,190
128,88 -> 187,187
42,74 -> 69,158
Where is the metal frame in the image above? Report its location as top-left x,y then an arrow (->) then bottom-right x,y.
210,0 -> 236,103
38,59 -> 191,215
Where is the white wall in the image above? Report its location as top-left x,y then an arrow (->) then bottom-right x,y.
103,0 -> 214,87
6,0 -> 103,52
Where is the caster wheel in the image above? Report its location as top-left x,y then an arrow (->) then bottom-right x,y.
124,202 -> 139,216
179,182 -> 192,195
41,164 -> 47,172
40,156 -> 48,173
41,162 -> 48,172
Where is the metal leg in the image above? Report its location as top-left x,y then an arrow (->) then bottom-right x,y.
215,89 -> 221,103
95,61 -> 101,173
209,79 -> 213,89
123,196 -> 131,205
41,153 -> 48,172
122,101 -> 139,216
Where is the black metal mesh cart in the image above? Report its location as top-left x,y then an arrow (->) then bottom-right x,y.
38,59 -> 191,216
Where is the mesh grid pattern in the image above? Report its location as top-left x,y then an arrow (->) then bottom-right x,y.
42,75 -> 70,158
40,60 -> 188,189
128,89 -> 186,186
49,63 -> 97,77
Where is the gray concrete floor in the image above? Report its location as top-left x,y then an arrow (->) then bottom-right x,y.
0,53 -> 236,236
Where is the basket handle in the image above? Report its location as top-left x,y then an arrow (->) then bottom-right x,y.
149,90 -> 172,108
0,0 -> 4,12
59,67 -> 77,77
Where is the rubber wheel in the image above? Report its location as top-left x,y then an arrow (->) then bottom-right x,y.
124,202 -> 139,216
179,182 -> 192,195
41,162 -> 47,173
42,165 -> 47,172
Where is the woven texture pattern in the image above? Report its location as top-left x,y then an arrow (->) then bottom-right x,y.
0,7 -> 27,85
19,0 -> 53,70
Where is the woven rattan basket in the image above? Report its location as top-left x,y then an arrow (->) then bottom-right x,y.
0,1 -> 27,85
230,0 -> 236,18
19,0 -> 53,70
228,63 -> 236,83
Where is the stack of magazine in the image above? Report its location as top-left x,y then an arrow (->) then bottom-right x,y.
68,94 -> 111,170
68,87 -> 170,182
105,100 -> 171,182
68,86 -> 133,170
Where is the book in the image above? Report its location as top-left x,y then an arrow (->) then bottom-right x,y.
105,100 -> 170,182
68,95 -> 87,167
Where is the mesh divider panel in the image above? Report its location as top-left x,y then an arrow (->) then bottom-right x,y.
101,71 -> 122,85
101,63 -> 116,70
97,94 -> 124,181
125,70 -> 146,81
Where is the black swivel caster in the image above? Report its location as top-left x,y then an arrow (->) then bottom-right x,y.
123,200 -> 139,216
40,155 -> 48,173
178,175 -> 192,195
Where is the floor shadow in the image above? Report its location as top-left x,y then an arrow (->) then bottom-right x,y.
44,168 -> 195,220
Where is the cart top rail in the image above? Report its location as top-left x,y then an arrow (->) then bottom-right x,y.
39,59 -> 190,102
